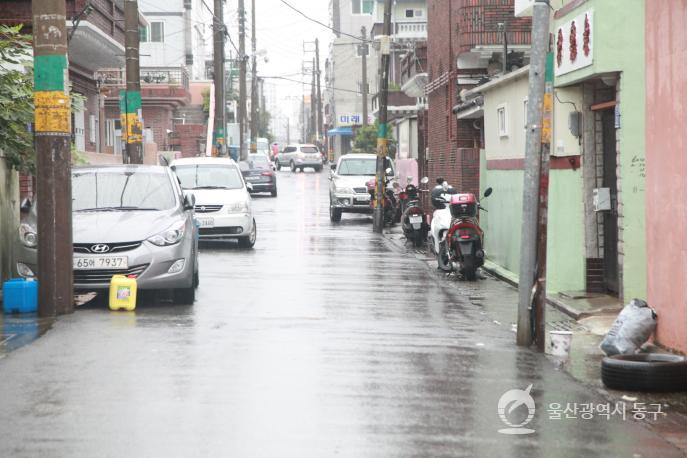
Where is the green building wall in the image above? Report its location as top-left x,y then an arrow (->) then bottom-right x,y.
480,157 -> 585,294
554,0 -> 647,301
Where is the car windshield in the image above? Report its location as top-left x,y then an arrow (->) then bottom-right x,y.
245,155 -> 271,170
72,170 -> 175,211
337,158 -> 393,176
173,164 -> 244,190
300,146 -> 318,154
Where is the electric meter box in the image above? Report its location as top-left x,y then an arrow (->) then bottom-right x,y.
593,187 -> 611,212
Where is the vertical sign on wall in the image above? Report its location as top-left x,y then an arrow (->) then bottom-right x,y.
555,10 -> 594,77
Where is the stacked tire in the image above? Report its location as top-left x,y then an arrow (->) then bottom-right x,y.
601,354 -> 687,392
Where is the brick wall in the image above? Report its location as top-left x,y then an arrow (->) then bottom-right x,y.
141,106 -> 175,149
426,0 -> 480,195
426,0 -> 530,197
169,124 -> 206,158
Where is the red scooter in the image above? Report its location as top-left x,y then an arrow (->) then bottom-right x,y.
442,187 -> 492,280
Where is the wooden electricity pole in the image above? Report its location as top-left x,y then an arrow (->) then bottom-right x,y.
213,0 -> 225,156
315,38 -> 323,142
33,0 -> 74,316
373,0 -> 392,233
310,57 -> 316,141
360,26 -> 368,127
238,0 -> 248,160
249,0 -> 258,154
123,0 -> 143,164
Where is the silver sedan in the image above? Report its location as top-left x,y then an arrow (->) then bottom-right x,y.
14,165 -> 199,304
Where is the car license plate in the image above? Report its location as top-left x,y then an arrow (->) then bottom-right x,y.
245,176 -> 260,181
73,256 -> 128,270
355,194 -> 370,203
197,217 -> 214,228
410,215 -> 423,224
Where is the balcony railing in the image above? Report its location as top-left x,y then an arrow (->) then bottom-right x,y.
396,21 -> 426,39
458,4 -> 531,51
97,67 -> 190,90
371,21 -> 427,40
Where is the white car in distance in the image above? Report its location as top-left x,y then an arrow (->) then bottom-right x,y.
170,157 -> 257,248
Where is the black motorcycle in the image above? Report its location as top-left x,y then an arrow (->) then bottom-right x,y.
366,169 -> 397,226
400,177 -> 430,247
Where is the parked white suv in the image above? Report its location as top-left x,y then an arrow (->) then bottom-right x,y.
328,153 -> 395,222
171,157 -> 257,248
275,144 -> 323,172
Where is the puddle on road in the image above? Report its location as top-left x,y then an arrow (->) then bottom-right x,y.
0,314 -> 54,357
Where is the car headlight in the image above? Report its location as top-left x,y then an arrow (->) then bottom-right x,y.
228,201 -> 250,213
19,223 -> 37,248
147,220 -> 186,246
336,187 -> 355,195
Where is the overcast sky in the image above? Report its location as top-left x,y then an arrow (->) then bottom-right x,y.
226,0 -> 333,140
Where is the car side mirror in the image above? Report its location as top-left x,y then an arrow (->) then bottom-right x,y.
246,182 -> 254,192
483,187 -> 493,198
183,193 -> 196,211
20,198 -> 32,214
385,167 -> 392,175
330,163 -> 336,171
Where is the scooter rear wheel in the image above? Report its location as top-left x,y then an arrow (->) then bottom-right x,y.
413,231 -> 423,247
438,242 -> 452,272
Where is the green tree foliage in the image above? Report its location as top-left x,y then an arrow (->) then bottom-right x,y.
258,109 -> 274,145
0,25 -> 88,172
0,25 -> 33,173
352,122 -> 396,156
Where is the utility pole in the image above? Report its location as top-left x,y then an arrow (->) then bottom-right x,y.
315,38 -> 323,142
532,53 -> 554,352
286,117 -> 291,144
238,0 -> 248,160
123,0 -> 143,164
212,0 -> 225,157
373,0 -> 392,233
500,22 -> 508,74
310,57 -> 316,142
517,0 -> 551,348
33,0 -> 73,316
360,26 -> 368,127
249,0 -> 258,154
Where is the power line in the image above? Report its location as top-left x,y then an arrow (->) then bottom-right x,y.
261,75 -> 362,95
278,0 -> 365,43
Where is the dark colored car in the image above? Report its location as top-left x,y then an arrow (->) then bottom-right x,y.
239,154 -> 278,197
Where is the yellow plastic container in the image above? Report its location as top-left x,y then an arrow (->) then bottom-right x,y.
109,275 -> 137,311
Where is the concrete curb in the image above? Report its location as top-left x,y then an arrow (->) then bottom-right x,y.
481,260 -> 590,321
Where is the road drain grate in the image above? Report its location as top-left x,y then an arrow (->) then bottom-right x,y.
546,319 -> 589,333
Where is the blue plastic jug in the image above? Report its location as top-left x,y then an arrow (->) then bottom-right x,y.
2,278 -> 38,314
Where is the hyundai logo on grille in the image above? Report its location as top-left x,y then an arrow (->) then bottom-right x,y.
200,206 -> 206,212
91,244 -> 110,253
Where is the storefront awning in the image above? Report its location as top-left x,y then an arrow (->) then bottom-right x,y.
327,127 -> 353,137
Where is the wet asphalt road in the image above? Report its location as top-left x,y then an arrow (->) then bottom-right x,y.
0,169 -> 684,457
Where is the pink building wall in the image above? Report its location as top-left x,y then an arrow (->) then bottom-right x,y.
190,81 -> 211,106
646,0 -> 687,353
